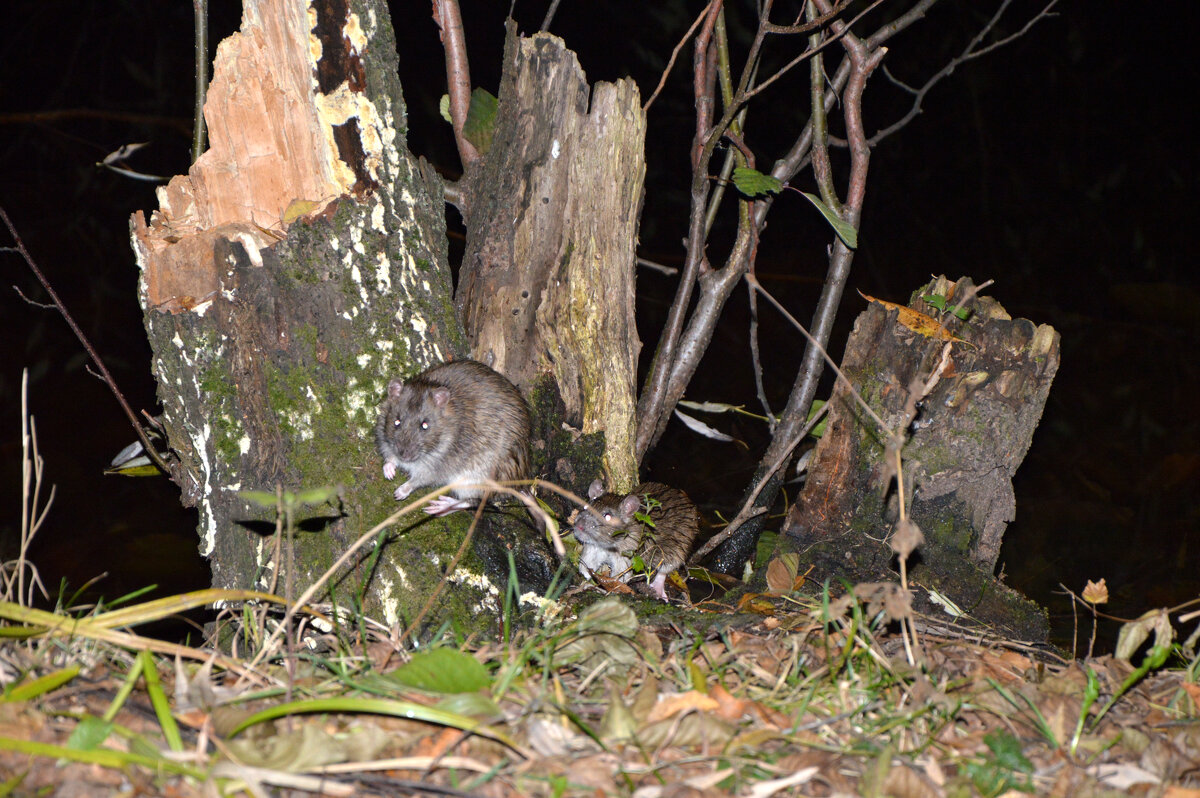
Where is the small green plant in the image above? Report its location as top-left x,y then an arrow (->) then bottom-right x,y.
921,292 -> 972,320
966,730 -> 1035,796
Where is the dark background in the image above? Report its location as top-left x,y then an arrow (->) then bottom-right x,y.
1,0 -> 1195,645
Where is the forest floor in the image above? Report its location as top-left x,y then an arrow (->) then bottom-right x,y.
1,581 -> 1198,797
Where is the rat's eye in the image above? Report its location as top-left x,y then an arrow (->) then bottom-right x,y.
602,512 -> 613,522
420,419 -> 430,431
393,418 -> 401,427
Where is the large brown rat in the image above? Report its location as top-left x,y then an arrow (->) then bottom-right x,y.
375,359 -> 531,515
572,480 -> 699,600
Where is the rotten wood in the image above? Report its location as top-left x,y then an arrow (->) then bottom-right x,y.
456,21 -> 646,490
780,276 -> 1059,638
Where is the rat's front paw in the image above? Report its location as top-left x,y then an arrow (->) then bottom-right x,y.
383,462 -> 397,480
393,482 -> 414,501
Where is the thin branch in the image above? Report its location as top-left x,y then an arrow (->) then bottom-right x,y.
690,399 -> 829,563
808,1 -> 841,215
760,0 -> 941,202
868,0 -> 1059,146
636,258 -> 679,276
643,1 -> 715,114
747,277 -> 774,431
11,284 -> 55,309
191,0 -> 209,163
0,206 -> 173,476
539,0 -> 562,32
432,0 -> 479,169
749,275 -> 888,434
742,0 -> 887,104
635,1 -> 723,457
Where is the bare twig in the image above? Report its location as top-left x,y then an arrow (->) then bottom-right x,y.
690,399 -> 828,563
868,0 -> 1060,147
742,0 -> 886,104
748,274 -> 888,435
643,1 -> 716,114
808,2 -> 841,216
432,0 -> 479,169
636,257 -> 679,276
1,206 -> 173,476
635,1 -> 723,456
746,283 -> 774,431
192,0 -> 209,162
12,284 -> 55,309
539,0 -> 562,32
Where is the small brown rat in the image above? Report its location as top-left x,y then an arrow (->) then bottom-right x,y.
375,359 -> 531,515
572,480 -> 699,600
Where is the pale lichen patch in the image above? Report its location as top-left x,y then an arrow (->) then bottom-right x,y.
374,251 -> 391,293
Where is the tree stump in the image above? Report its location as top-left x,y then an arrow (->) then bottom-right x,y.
456,21 -> 646,491
780,276 -> 1059,638
127,0 -> 518,635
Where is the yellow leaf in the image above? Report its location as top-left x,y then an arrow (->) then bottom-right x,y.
282,198 -> 324,224
1082,578 -> 1109,604
859,290 -> 971,345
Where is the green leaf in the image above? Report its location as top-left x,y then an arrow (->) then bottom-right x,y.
295,486 -> 338,507
732,167 -> 782,198
239,490 -> 279,509
807,399 -> 828,439
921,293 -> 971,320
462,88 -> 498,154
922,293 -> 948,312
226,698 -> 524,754
434,691 -> 502,720
140,650 -> 183,752
386,647 -> 492,694
984,730 -> 1032,774
2,665 -> 79,702
799,191 -> 858,249
66,717 -> 114,751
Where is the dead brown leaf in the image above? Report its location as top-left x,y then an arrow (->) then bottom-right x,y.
646,690 -> 721,723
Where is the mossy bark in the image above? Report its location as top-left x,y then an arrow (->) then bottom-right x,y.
128,0 -> 520,635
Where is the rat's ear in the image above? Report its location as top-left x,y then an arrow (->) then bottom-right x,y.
387,379 -> 404,399
619,494 -> 642,520
587,479 -> 606,500
432,387 -> 451,406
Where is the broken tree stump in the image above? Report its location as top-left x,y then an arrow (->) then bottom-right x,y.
456,21 -> 646,492
780,276 -> 1060,638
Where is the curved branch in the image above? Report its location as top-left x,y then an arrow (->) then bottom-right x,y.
432,0 -> 479,170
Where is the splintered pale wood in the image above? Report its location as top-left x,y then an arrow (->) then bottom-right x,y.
457,23 -> 646,488
132,0 -> 373,310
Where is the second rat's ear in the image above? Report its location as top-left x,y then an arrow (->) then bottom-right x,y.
432,387 -> 451,406
387,379 -> 404,399
587,479 -> 606,500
